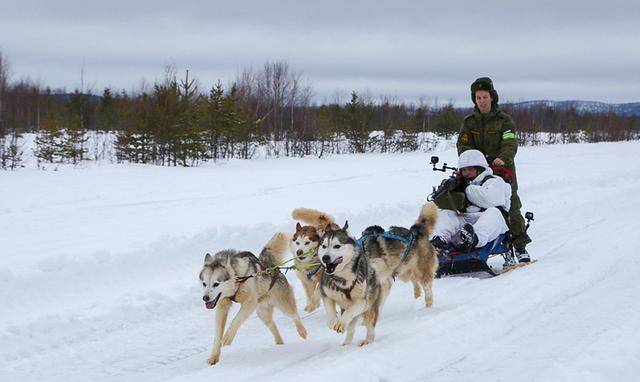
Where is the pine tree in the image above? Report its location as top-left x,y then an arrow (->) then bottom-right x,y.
413,107 -> 429,132
220,84 -> 248,158
397,112 -> 420,152
5,131 -> 24,169
205,81 -> 225,160
342,92 -> 372,153
1,130 -> 24,170
433,104 -> 460,138
63,114 -> 88,164
175,70 -> 207,166
314,104 -> 341,157
152,74 -> 181,165
98,87 -> 119,131
34,112 -> 65,165
116,92 -> 150,163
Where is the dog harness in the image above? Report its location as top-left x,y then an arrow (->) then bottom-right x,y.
322,253 -> 366,300
306,264 -> 322,280
355,230 -> 415,260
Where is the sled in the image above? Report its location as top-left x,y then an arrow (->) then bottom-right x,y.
435,234 -> 535,277
428,156 -> 536,277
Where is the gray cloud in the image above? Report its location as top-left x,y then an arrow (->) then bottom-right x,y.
1,0 -> 638,105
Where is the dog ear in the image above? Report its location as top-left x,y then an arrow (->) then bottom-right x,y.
204,253 -> 214,264
324,223 -> 334,233
342,220 -> 349,232
296,222 -> 302,232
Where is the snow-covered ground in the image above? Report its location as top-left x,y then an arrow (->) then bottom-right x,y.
2,141 -> 640,381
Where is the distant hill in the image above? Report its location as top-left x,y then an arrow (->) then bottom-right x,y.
48,92 -> 640,117
50,93 -> 102,103
504,100 -> 640,117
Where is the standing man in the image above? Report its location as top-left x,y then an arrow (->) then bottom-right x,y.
457,77 -> 531,262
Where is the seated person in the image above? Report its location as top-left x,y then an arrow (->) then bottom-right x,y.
431,149 -> 512,252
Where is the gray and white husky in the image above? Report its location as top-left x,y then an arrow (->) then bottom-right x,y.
317,222 -> 388,346
199,232 -> 308,365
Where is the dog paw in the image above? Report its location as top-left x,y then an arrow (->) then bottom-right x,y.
424,292 -> 433,308
207,353 -> 220,365
222,331 -> 235,346
327,317 -> 338,330
296,324 -> 308,340
304,302 -> 319,313
332,319 -> 345,333
359,339 -> 373,347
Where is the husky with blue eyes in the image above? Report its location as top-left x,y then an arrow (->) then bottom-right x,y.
199,232 -> 307,365
317,221 -> 387,346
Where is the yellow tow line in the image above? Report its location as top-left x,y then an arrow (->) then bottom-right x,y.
236,248 -> 320,283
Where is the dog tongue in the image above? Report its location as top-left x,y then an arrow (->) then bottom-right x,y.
205,301 -> 216,309
331,257 -> 343,266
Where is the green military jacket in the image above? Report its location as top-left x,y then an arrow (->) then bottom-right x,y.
457,107 -> 519,182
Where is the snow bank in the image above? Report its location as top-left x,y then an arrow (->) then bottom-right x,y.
2,141 -> 639,381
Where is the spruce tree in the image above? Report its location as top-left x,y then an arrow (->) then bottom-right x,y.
342,92 -> 372,153
1,130 -> 24,170
175,70 -> 207,166
98,88 -> 118,131
220,84 -> 249,158
34,112 -> 65,165
314,104 -> 340,157
205,81 -> 224,160
64,114 -> 88,164
397,113 -> 420,152
433,104 -> 460,138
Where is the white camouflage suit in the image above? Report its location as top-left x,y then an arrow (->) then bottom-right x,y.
434,150 -> 512,248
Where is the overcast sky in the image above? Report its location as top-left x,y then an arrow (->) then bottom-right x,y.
1,0 -> 638,106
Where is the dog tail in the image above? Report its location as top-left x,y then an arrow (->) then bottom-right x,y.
292,208 -> 336,229
259,232 -> 290,268
410,202 -> 438,239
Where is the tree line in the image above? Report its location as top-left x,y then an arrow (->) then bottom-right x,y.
1,53 -> 638,169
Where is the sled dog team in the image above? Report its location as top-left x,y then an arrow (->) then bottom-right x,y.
199,203 -> 438,365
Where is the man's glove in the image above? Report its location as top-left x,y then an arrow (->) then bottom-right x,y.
429,174 -> 467,203
443,174 -> 466,192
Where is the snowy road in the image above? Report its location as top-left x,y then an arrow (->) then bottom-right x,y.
2,141 -> 640,381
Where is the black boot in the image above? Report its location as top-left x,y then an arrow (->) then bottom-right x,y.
430,235 -> 449,251
515,248 -> 531,263
458,224 -> 479,252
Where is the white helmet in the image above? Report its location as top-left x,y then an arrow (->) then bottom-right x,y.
458,149 -> 488,169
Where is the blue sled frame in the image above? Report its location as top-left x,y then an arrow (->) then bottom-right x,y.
436,233 -> 511,277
